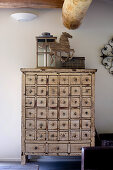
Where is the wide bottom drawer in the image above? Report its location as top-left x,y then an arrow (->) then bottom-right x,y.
26,144 -> 46,153
70,143 -> 90,153
48,144 -> 68,153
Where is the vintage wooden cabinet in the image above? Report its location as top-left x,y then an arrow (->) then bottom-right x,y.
21,68 -> 97,164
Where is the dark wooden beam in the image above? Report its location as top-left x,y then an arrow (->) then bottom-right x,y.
0,0 -> 64,8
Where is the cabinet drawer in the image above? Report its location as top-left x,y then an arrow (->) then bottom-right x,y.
60,109 -> 68,119
48,98 -> 57,108
37,76 -> 46,84
26,144 -> 46,153
70,76 -> 80,85
48,76 -> 58,84
60,87 -> 69,96
82,109 -> 91,118
60,98 -> 68,107
70,143 -> 90,153
82,87 -> 91,96
82,131 -> 91,140
82,98 -> 91,107
71,98 -> 80,107
37,120 -> 46,130
71,109 -> 80,118
60,76 -> 69,84
48,131 -> 57,141
59,131 -> 68,140
48,109 -> 57,119
70,131 -> 80,140
26,75 -> 35,85
71,120 -> 79,129
82,120 -> 91,129
37,108 -> 46,119
25,98 -> 35,107
37,87 -> 46,96
49,144 -> 67,153
71,87 -> 80,96
49,87 -> 58,96
37,131 -> 46,140
48,121 -> 57,130
59,120 -> 68,130
26,87 -> 35,96
26,108 -> 36,118
26,130 -> 35,140
26,120 -> 35,129
37,98 -> 46,107
81,76 -> 91,84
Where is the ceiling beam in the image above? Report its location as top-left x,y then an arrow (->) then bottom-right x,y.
0,0 -> 64,8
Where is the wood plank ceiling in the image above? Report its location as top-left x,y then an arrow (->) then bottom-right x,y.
0,0 -> 64,8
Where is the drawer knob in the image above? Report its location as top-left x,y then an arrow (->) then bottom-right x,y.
52,79 -> 55,82
40,123 -> 43,128
29,78 -> 32,81
62,134 -> 65,137
40,101 -> 43,104
63,123 -> 66,127
74,112 -> 76,115
56,147 -> 59,150
29,134 -> 32,137
75,90 -> 77,92
34,146 -> 38,150
74,78 -> 77,82
52,123 -> 55,126
52,89 -> 55,93
41,90 -> 44,93
41,79 -> 44,82
63,112 -> 65,116
29,112 -> 32,115
63,90 -> 66,94
86,89 -> 89,93
29,102 -> 32,104
29,90 -> 32,93
75,101 -> 77,104
40,112 -> 43,115
74,124 -> 77,127
52,112 -> 54,115
86,78 -> 89,82
85,133 -> 88,137
40,134 -> 43,138
86,123 -> 88,127
63,101 -> 66,104
74,134 -> 76,138
52,101 -> 54,104
63,78 -> 66,81
85,101 -> 88,104
51,134 -> 54,137
29,123 -> 32,126
85,111 -> 88,115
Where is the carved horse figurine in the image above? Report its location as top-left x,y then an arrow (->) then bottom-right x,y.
49,32 -> 75,64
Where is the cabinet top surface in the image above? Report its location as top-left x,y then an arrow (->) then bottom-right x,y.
20,68 -> 97,73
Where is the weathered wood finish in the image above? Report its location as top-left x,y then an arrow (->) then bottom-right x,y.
0,0 -> 64,8
21,68 -> 97,164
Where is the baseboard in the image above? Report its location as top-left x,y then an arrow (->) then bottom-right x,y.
0,158 -> 21,162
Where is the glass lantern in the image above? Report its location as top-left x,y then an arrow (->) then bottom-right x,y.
36,36 -> 57,68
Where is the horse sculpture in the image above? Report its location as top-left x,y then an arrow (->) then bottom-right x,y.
49,32 -> 75,64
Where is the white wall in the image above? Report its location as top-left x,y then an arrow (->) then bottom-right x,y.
0,0 -> 113,160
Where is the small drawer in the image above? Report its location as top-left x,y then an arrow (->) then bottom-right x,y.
70,143 -> 90,153
37,131 -> 46,140
60,76 -> 69,84
59,131 -> 68,140
48,121 -> 57,130
26,120 -> 35,129
49,87 -> 58,96
59,120 -> 68,130
25,98 -> 35,107
71,87 -> 80,96
37,98 -> 46,107
26,75 -> 35,85
26,87 -> 35,96
71,109 -> 80,118
71,98 -> 80,107
48,98 -> 57,108
82,98 -> 91,107
37,76 -> 46,84
60,87 -> 69,96
37,120 -> 46,130
60,109 -> 68,119
37,108 -> 46,119
48,131 -> 57,141
59,98 -> 68,107
71,120 -> 79,129
70,76 -> 80,85
48,76 -> 58,84
81,76 -> 91,84
26,130 -> 35,140
26,108 -> 36,118
82,109 -> 91,118
70,131 -> 80,140
82,87 -> 91,96
82,131 -> 91,140
49,144 -> 67,153
26,144 -> 46,153
37,87 -> 46,96
82,120 -> 91,129
48,109 -> 57,119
